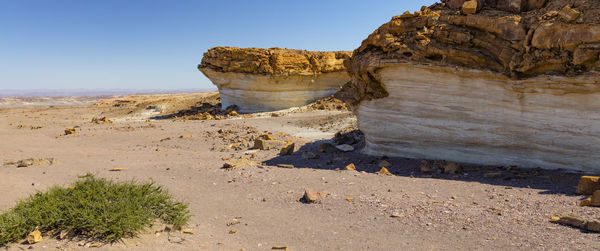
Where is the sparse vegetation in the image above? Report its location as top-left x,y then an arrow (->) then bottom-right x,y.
0,174 -> 189,246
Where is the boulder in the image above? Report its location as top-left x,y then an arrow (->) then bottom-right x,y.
344,2 -> 600,172
199,47 -> 351,113
576,176 -> 600,195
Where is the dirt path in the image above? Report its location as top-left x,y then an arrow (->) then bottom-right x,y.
0,99 -> 598,250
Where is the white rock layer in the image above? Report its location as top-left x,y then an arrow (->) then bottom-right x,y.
201,68 -> 349,113
357,64 -> 600,172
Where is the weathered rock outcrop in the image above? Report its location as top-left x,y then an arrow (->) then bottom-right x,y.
199,47 -> 352,113
346,0 -> 600,172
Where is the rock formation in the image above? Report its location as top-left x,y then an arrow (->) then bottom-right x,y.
345,0 -> 600,172
198,47 -> 352,113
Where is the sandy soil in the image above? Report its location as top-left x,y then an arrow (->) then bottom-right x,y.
0,93 -> 599,251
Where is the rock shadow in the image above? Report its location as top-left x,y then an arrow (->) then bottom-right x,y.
263,130 -> 594,196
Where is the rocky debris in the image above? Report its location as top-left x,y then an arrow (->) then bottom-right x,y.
300,189 -> 329,204
419,160 -> 461,174
588,190 -> 600,207
335,144 -> 354,152
576,176 -> 600,195
461,0 -> 478,14
302,151 -> 320,160
91,116 -> 112,124
307,95 -> 349,111
333,130 -> 364,145
344,163 -> 357,171
277,164 -> 295,169
26,230 -> 43,244
198,47 -> 352,113
108,168 -> 126,172
223,157 -> 256,169
254,138 -> 287,150
377,160 -> 392,168
271,246 -> 289,250
162,94 -> 241,121
558,5 -> 581,22
64,127 -> 76,135
552,214 -> 600,233
376,167 -> 393,176
317,143 -> 339,153
279,142 -> 297,155
5,158 -> 57,168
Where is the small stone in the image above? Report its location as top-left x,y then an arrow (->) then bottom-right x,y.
64,127 -> 76,135
579,197 -> 592,207
258,134 -> 275,140
182,229 -> 195,234
590,190 -> 600,207
272,246 -> 289,250
557,215 -> 587,228
279,142 -> 295,155
344,163 -> 356,171
229,229 -> 238,234
91,117 -> 112,124
277,164 -> 294,169
346,197 -> 354,202
179,134 -> 193,138
89,243 -> 100,248
26,230 -> 43,244
155,148 -> 164,151
443,161 -> 461,174
109,168 -> 126,171
484,172 -> 502,178
335,144 -> 354,152
378,160 -> 392,168
317,143 -> 339,153
302,151 -> 320,160
301,189 -> 329,204
587,220 -> 600,232
420,160 -> 436,173
223,157 -> 256,169
391,212 -> 404,218
576,176 -> 600,195
559,5 -> 580,22
462,0 -> 478,14
254,139 -> 286,150
168,234 -> 184,243
377,167 -> 393,176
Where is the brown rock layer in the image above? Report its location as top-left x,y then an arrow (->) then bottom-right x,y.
345,0 -> 600,104
199,47 -> 351,75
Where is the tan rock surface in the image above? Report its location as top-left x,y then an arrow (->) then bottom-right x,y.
345,0 -> 600,171
199,47 -> 352,113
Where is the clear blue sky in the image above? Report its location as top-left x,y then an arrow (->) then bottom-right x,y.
0,0 -> 437,91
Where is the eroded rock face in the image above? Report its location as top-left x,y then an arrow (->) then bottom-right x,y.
346,0 -> 600,171
199,47 -> 351,113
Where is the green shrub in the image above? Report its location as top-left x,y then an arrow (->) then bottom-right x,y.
0,174 -> 190,245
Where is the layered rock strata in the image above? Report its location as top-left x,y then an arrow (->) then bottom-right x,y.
346,0 -> 600,171
199,47 -> 351,113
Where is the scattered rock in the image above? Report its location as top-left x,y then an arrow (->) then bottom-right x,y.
277,164 -> 294,169
168,234 -> 185,243
179,134 -> 193,138
335,144 -> 354,152
254,139 -> 286,150
553,214 -> 600,232
317,143 -> 339,153
302,151 -> 320,160
300,189 -> 329,204
229,229 -> 238,234
344,163 -> 356,171
11,158 -> 57,168
420,160 -> 437,173
484,172 -> 502,178
580,197 -> 592,207
272,246 -> 289,250
377,167 -> 393,176
378,160 -> 392,168
576,176 -> 600,195
26,230 -> 43,244
590,190 -> 600,207
64,127 -> 76,135
155,148 -> 164,152
109,168 -> 126,172
443,161 -> 461,174
91,117 -> 112,124
462,0 -> 478,14
182,229 -> 195,234
279,142 -> 296,155
558,5 -> 580,22
223,157 -> 256,169
346,197 -> 354,202
391,211 -> 404,218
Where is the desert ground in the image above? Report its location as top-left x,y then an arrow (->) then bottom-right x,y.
0,93 -> 599,251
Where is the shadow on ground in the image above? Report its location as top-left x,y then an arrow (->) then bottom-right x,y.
263,130 -> 595,196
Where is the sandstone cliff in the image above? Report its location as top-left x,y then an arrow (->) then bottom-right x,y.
199,47 -> 351,113
345,0 -> 600,104
347,0 -> 600,172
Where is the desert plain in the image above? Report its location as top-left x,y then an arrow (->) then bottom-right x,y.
0,93 -> 598,250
